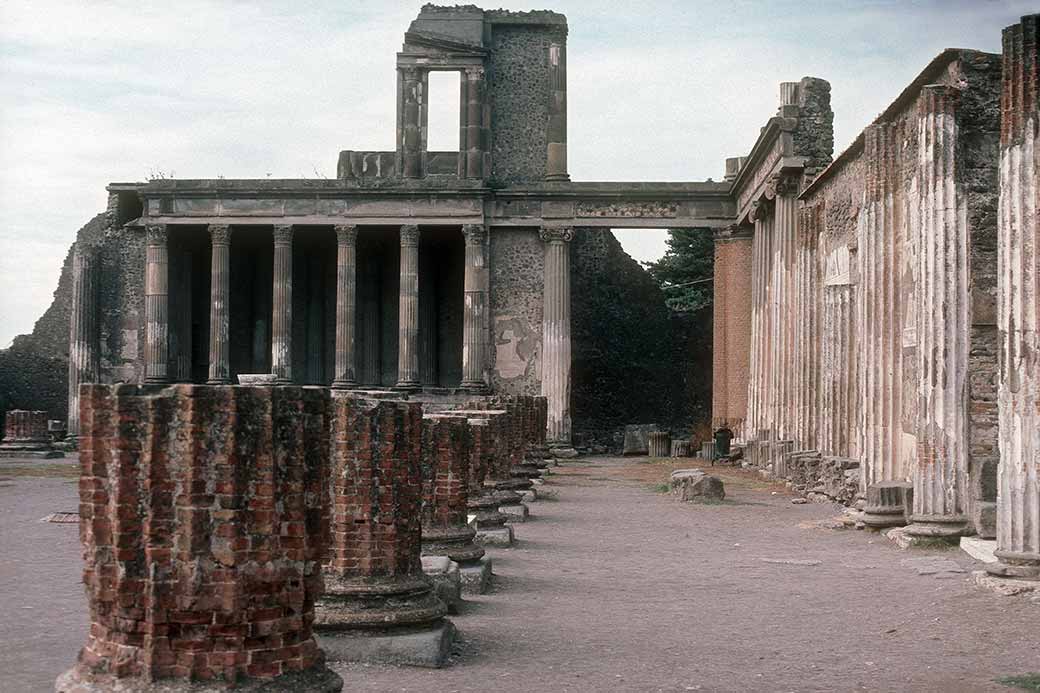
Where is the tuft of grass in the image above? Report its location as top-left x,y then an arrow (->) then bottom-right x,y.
649,483 -> 671,494
998,674 -> 1040,691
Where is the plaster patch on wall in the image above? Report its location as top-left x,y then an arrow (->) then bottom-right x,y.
494,315 -> 538,381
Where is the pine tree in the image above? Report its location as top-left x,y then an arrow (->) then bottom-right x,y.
643,228 -> 714,312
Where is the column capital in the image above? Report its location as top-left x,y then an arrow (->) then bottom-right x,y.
208,223 -> 231,245
464,65 -> 485,80
539,227 -> 574,244
713,224 -> 753,242
919,83 -> 960,115
767,172 -> 801,199
335,224 -> 358,245
273,224 -> 293,245
145,223 -> 168,246
749,198 -> 774,223
400,224 -> 420,247
462,224 -> 486,246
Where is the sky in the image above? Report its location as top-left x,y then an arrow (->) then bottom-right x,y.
0,0 -> 1030,347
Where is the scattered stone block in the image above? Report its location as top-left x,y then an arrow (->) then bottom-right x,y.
622,423 -> 659,455
474,526 -> 514,546
960,536 -> 998,563
318,620 -> 457,669
236,372 -> 277,385
458,555 -> 493,595
670,469 -> 725,502
422,556 -> 463,614
900,557 -> 967,576
761,558 -> 822,566
500,502 -> 530,522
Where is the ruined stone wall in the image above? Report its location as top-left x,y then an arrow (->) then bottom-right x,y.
0,206 -> 145,430
489,227 -> 543,395
571,229 -> 709,450
488,23 -> 565,184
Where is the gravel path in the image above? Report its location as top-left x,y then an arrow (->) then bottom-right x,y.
1,455 -> 1036,692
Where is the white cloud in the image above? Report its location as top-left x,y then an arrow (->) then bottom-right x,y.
0,0 -> 1029,345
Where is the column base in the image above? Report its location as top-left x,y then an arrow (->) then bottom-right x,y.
901,514 -> 970,546
330,379 -> 358,390
460,381 -> 489,394
142,377 -> 171,386
986,550 -> 1040,580
420,524 -> 485,564
861,481 -> 913,529
393,381 -> 421,393
973,570 -> 1040,597
206,378 -> 231,385
317,619 -> 456,669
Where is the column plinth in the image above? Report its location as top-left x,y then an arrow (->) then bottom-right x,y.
395,225 -> 421,390
539,227 -> 573,448
331,225 -> 358,389
271,224 -> 293,384
206,224 -> 231,385
143,224 -> 170,384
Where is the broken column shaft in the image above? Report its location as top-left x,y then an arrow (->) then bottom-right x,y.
68,242 -> 99,438
57,384 -> 341,692
316,393 -> 453,667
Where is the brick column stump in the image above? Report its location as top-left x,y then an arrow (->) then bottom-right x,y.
315,393 -> 455,668
421,413 -> 491,596
56,384 -> 342,693
462,414 -> 514,547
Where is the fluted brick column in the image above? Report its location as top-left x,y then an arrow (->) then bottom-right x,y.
711,225 -> 752,433
989,14 -> 1040,580
396,224 -> 421,390
461,224 -> 489,392
272,224 -> 294,384
207,224 -> 231,384
57,384 -> 341,692
540,227 -> 573,447
905,86 -> 971,541
143,224 -> 170,384
68,243 -> 99,437
399,67 -> 424,178
332,225 -> 358,389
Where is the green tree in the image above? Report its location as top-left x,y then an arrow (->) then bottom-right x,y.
644,228 -> 714,312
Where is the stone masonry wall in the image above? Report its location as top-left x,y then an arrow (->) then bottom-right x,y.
489,227 -> 544,396
488,23 -> 566,184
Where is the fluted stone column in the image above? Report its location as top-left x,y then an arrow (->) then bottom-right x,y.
272,224 -> 293,384
67,243 -> 99,437
461,224 -> 489,392
396,224 -> 421,390
206,224 -> 231,384
989,15 -> 1040,581
540,227 -> 573,447
905,85 -> 971,542
773,174 -> 800,444
143,224 -> 170,384
546,42 -> 569,181
332,225 -> 358,389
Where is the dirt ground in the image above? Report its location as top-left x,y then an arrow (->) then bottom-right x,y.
2,455 -> 1037,693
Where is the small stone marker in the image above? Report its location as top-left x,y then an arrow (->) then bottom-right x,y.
623,423 -> 659,455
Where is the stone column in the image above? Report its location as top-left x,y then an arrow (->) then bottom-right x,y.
396,224 -> 421,390
463,66 -> 486,179
546,42 -> 569,181
206,224 -> 231,384
905,86 -> 971,542
272,224 -> 293,384
461,224 -> 489,392
857,123 -> 906,490
332,225 -> 358,389
143,223 -> 170,384
540,227 -> 574,447
399,67 -> 424,178
68,243 -> 99,438
711,226 -> 753,433
170,248 -> 192,382
988,15 -> 1040,581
